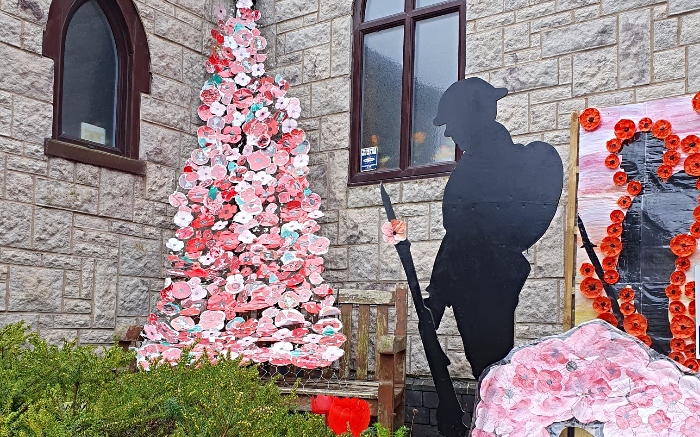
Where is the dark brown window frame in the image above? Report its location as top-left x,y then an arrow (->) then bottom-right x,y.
350,0 -> 466,186
43,0 -> 151,175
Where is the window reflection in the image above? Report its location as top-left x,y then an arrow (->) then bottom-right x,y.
61,0 -> 118,148
364,0 -> 404,21
360,26 -> 404,170
411,13 -> 459,166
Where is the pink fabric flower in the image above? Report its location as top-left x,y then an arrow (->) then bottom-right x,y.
381,219 -> 407,245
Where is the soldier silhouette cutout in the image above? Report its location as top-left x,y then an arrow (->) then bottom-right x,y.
608,132 -> 694,355
424,78 -> 564,379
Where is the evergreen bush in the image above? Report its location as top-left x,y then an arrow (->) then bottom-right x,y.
0,323 -> 411,436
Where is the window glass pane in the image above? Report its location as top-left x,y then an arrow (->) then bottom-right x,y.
62,0 -> 118,147
411,13 -> 458,166
364,0 -> 404,21
415,0 -> 449,8
360,26 -> 404,171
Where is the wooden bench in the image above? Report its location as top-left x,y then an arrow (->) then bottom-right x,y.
275,285 -> 408,432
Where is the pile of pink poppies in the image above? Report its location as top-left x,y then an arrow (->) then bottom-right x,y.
472,321 -> 700,437
136,0 -> 345,370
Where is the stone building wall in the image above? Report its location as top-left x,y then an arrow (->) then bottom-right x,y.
258,0 -> 700,379
0,0 -> 230,345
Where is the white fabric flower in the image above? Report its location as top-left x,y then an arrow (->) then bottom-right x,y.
238,229 -> 255,244
281,118 -> 297,133
293,154 -> 309,168
209,101 -> 226,116
237,0 -> 253,8
232,111 -> 246,126
233,211 -> 253,224
255,107 -> 270,120
223,35 -> 238,49
234,72 -> 251,86
166,238 -> 184,252
212,220 -> 228,231
174,211 -> 194,227
251,63 -> 265,77
199,253 -> 214,266
232,47 -> 249,60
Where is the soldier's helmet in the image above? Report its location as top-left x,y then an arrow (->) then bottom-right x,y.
433,77 -> 508,128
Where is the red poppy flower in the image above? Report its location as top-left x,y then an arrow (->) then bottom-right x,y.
605,154 -> 620,169
694,206 -> 700,221
607,223 -> 623,237
610,210 -> 625,223
613,171 -> 628,186
603,270 -> 619,284
686,343 -> 697,356
670,270 -> 687,285
624,313 -> 648,336
693,92 -> 700,113
600,236 -> 623,257
638,117 -> 653,132
670,234 -> 697,257
669,351 -> 686,363
620,301 -> 636,316
579,108 -> 601,131
671,315 -> 696,339
652,121 -> 673,140
597,312 -> 618,326
657,164 -> 673,180
666,284 -> 682,299
615,119 -> 637,140
665,134 -> 681,150
682,135 -> 700,154
689,300 -> 696,316
676,256 -> 691,271
580,277 -> 604,298
617,195 -> 632,209
186,237 -> 206,253
670,338 -> 686,351
684,359 -> 699,372
606,138 -> 623,153
619,287 -> 635,302
326,398 -> 371,437
627,180 -> 642,196
602,257 -> 618,270
579,263 -> 595,277
311,395 -> 336,416
663,150 -> 681,166
686,281 -> 696,299
684,153 -> 700,176
636,335 -> 652,347
691,223 -> 700,238
593,296 -> 612,313
670,300 -> 687,315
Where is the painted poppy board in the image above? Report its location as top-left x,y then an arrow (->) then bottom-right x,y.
575,95 -> 700,369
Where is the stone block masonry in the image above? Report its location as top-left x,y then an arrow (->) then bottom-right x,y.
257,0 -> 700,382
0,0 -> 236,345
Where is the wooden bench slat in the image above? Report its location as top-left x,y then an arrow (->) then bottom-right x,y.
356,305 -> 370,379
336,289 -> 394,305
375,305 -> 389,379
340,303 -> 352,378
377,334 -> 406,355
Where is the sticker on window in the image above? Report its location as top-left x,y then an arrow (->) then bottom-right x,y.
81,122 -> 106,145
361,147 -> 377,172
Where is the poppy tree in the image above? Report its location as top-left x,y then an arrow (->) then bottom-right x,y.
136,0 -> 345,370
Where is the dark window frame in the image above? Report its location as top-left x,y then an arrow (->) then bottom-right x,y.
350,0 -> 466,186
43,0 -> 150,175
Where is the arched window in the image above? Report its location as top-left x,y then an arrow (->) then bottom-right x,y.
350,0 -> 465,185
43,0 -> 150,175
